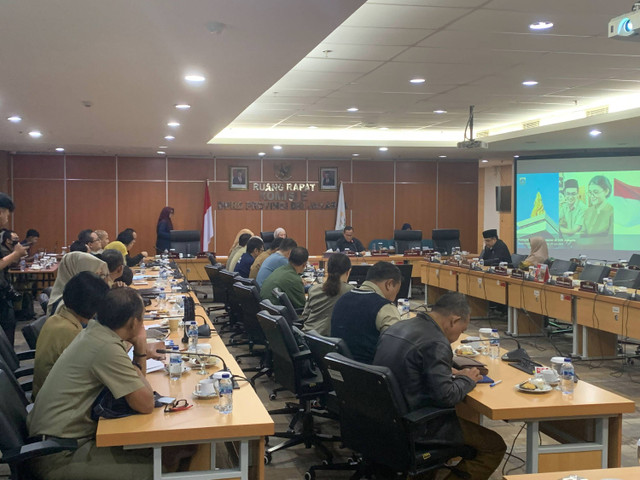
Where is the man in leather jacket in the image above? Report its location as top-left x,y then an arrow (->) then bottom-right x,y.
374,292 -> 506,480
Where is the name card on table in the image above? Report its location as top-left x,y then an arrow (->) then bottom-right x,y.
555,276 -> 574,289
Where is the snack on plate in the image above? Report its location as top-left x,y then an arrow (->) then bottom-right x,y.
456,345 -> 476,356
519,381 -> 537,391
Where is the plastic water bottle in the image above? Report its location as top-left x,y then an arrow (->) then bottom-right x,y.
561,358 -> 575,395
187,321 -> 198,352
169,346 -> 182,380
489,329 -> 500,359
139,261 -> 146,275
605,277 -> 614,294
217,372 -> 233,414
159,268 -> 168,288
19,259 -> 26,272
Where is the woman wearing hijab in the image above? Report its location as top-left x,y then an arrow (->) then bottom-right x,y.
47,252 -> 109,315
226,228 -> 254,270
156,206 -> 174,254
520,236 -> 549,269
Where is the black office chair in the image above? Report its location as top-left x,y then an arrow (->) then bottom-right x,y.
218,269 -> 246,341
628,253 -> 640,268
0,329 -> 34,394
203,264 -> 229,321
272,288 -> 302,327
207,253 -> 217,265
260,231 -> 275,250
0,358 -> 29,407
579,264 -> 611,283
347,265 -> 369,287
21,315 -> 48,350
511,253 -> 526,267
393,229 -> 422,253
549,259 -> 578,276
256,311 -> 339,465
169,230 -> 201,257
431,229 -> 461,255
613,268 -> 640,290
396,263 -> 413,300
324,353 -> 475,480
325,230 -> 343,251
0,368 -> 78,480
231,283 -> 270,385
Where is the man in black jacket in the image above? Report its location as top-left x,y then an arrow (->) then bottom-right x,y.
479,229 -> 512,266
373,292 -> 506,480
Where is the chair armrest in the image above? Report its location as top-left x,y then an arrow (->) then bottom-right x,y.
15,366 -> 34,378
17,350 -> 35,361
3,438 -> 78,464
20,379 -> 33,393
292,322 -> 304,330
403,406 -> 456,426
291,350 -> 313,364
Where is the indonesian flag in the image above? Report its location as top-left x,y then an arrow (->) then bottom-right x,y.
613,178 -> 640,227
335,182 -> 346,230
202,183 -> 214,251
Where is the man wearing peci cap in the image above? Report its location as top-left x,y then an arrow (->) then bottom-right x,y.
479,229 -> 512,267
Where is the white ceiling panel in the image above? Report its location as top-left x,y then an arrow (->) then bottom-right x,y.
292,57 -> 384,74
322,26 -> 435,46
310,43 -> 408,61
342,4 -> 474,29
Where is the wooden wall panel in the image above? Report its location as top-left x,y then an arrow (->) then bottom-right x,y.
13,155 -> 63,179
168,158 -> 215,181
66,181 -> 117,243
12,179 -> 64,252
0,151 -> 10,194
395,184 -> 437,235
478,168 -> 486,254
396,161 -> 437,183
117,182 -> 165,256
307,209 -> 338,254
352,160 -> 394,183
118,157 -> 166,181
215,210 -> 261,255
168,181 -> 205,242
66,156 -> 116,180
437,162 -> 478,253
262,210 -> 307,247
349,184 -> 394,248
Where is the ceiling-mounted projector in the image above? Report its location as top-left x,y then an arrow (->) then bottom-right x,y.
457,105 -> 489,149
609,2 -> 640,40
457,140 -> 488,149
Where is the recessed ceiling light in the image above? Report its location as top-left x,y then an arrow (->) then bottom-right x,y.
352,153 -> 359,157
55,147 -> 64,152
590,129 -> 602,137
410,78 -> 426,84
522,80 -> 538,86
164,135 -> 175,141
530,21 -> 553,30
433,110 -> 447,114
438,155 -> 447,158
347,107 -> 359,112
159,145 -> 168,149
167,122 -> 180,127
481,159 -> 489,163
258,152 -> 266,156
175,104 -> 191,110
157,151 -> 166,155
379,127 -> 388,131
273,145 -> 282,150
514,155 -> 520,158
7,116 -> 22,123
379,147 -> 388,152
308,125 -> 317,129
184,75 -> 206,83
28,131 -> 42,138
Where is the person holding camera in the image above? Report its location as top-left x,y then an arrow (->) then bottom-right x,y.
0,193 -> 30,345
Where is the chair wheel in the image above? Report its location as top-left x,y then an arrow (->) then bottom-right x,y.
304,472 -> 313,480
264,452 -> 272,464
321,459 -> 329,465
269,393 -> 277,400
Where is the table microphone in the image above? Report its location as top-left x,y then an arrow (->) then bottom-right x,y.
460,337 -> 529,362
155,349 -> 240,389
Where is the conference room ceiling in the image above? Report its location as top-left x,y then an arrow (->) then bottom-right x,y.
2,0 -> 640,161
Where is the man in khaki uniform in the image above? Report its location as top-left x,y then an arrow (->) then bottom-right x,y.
27,287 -> 155,480
33,271 -> 110,398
